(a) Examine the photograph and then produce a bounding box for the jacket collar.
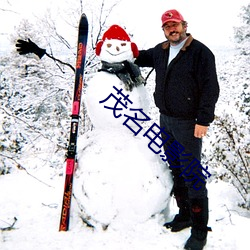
[162,33,193,50]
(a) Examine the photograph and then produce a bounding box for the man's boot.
[164,188,192,232]
[184,197,210,250]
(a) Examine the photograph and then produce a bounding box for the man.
[135,9,219,250]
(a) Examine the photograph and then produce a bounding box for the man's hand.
[16,38,46,59]
[194,124,208,138]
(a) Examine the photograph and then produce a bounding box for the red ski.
[59,13,88,231]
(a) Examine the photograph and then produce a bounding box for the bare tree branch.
[0,153,54,188]
[45,51,75,72]
[0,217,18,231]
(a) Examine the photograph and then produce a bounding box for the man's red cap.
[161,9,184,27]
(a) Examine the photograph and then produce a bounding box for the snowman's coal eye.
[121,43,126,46]
[107,44,112,48]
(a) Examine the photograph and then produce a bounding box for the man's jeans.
[160,114,208,199]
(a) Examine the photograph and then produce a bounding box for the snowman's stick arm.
[45,52,75,72]
[144,68,154,84]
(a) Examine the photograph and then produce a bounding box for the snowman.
[74,25,173,230]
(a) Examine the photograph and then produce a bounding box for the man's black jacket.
[135,35,220,126]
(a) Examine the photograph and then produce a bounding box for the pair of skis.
[59,14,88,231]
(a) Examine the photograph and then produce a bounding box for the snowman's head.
[96,25,139,63]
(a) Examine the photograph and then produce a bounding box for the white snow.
[75,129,172,228]
[85,72,150,130]
[1,171,250,250]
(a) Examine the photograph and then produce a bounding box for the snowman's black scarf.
[99,61,146,91]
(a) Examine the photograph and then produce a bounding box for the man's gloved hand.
[16,38,46,59]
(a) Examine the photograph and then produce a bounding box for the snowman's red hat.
[96,25,139,58]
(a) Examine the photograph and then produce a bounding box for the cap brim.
[162,19,182,27]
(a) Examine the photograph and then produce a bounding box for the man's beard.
[166,31,186,45]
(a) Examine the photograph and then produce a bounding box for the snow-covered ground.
[1,157,249,250]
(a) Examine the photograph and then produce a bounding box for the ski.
[59,13,88,231]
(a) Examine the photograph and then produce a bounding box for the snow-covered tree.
[234,4,250,56]
[0,0,121,175]
[204,3,250,209]
[0,19,73,175]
